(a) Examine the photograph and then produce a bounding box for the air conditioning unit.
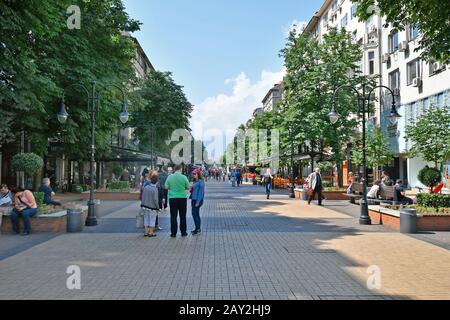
[432,62,444,72]
[398,41,408,52]
[412,78,422,87]
[382,53,390,63]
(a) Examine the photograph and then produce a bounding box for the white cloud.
[190,69,285,160]
[284,19,308,37]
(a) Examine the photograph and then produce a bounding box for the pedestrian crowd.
[138,164,206,238]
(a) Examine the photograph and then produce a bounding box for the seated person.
[0,184,13,213]
[394,179,414,205]
[367,180,381,199]
[38,178,61,206]
[11,188,38,235]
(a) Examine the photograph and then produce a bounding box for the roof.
[262,83,282,104]
[302,0,333,36]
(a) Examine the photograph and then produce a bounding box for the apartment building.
[262,83,283,112]
[302,0,450,188]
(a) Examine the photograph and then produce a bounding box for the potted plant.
[11,153,44,189]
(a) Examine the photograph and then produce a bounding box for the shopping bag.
[136,208,144,228]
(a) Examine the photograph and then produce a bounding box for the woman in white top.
[367,180,381,199]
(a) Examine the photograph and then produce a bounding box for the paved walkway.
[0,182,450,300]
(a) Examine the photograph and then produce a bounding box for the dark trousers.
[191,199,203,231]
[11,208,38,233]
[308,186,323,205]
[45,200,61,206]
[159,188,168,209]
[169,198,187,235]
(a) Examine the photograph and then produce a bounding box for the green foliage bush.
[12,153,44,175]
[108,181,130,192]
[33,192,45,207]
[112,165,124,179]
[417,193,450,208]
[322,180,332,188]
[418,167,442,188]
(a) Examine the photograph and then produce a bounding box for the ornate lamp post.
[288,127,296,198]
[328,83,400,225]
[57,81,129,226]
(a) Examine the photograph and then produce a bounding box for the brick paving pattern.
[0,181,449,300]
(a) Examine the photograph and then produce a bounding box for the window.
[332,0,337,11]
[341,13,348,28]
[388,31,399,53]
[408,24,420,41]
[407,59,421,84]
[323,11,329,26]
[389,69,400,90]
[437,93,444,107]
[351,3,358,19]
[368,51,375,75]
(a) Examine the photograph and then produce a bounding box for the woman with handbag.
[140,172,160,237]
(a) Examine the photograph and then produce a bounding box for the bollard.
[400,208,417,234]
[67,208,84,233]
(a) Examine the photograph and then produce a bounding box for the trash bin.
[67,208,84,233]
[400,208,417,234]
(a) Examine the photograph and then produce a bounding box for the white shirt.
[367,185,380,199]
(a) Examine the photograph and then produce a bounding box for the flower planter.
[82,191,140,201]
[0,207,88,234]
[368,206,450,232]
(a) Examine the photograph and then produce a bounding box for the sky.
[122,0,323,158]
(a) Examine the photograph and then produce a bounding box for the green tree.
[351,125,393,171]
[280,28,375,172]
[0,0,141,160]
[353,0,450,63]
[405,106,450,168]
[131,71,193,156]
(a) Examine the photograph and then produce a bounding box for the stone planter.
[368,206,450,232]
[82,191,140,201]
[0,207,88,234]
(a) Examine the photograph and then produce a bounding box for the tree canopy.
[405,106,450,168]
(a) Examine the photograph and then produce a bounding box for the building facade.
[262,83,283,112]
[303,0,450,188]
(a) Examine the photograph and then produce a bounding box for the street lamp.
[329,83,400,225]
[57,81,129,226]
[288,127,296,198]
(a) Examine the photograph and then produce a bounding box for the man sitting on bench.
[394,179,414,205]
[39,178,61,207]
[367,180,381,200]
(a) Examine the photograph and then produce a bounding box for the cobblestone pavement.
[0,181,449,300]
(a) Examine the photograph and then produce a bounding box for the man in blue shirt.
[38,178,61,206]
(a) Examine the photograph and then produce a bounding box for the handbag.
[136,208,145,229]
[307,187,314,196]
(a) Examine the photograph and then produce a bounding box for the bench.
[342,183,370,204]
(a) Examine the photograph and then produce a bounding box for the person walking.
[231,169,237,187]
[190,169,205,235]
[140,172,160,237]
[165,164,190,237]
[307,167,324,206]
[10,187,38,235]
[262,169,273,199]
[346,172,355,194]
